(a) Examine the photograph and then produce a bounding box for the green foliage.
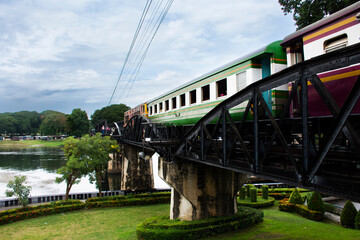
[136,206,263,240]
[39,111,67,135]
[0,111,41,135]
[341,201,358,228]
[246,184,254,198]
[66,108,89,137]
[289,188,304,204]
[90,104,130,127]
[355,210,360,229]
[239,187,246,200]
[307,192,324,213]
[250,188,257,202]
[5,176,31,207]
[262,185,269,200]
[278,198,324,221]
[86,192,170,203]
[278,0,358,29]
[55,137,90,200]
[238,196,275,209]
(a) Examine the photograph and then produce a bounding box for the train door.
[261,57,272,112]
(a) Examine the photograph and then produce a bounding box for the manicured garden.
[1,188,359,239]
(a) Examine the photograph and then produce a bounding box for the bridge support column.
[159,157,247,221]
[120,144,154,190]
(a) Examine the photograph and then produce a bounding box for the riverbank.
[0,140,63,148]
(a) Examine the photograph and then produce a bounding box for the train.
[124,2,360,126]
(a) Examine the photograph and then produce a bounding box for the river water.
[0,147,168,199]
[0,147,96,198]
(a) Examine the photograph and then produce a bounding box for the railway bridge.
[111,43,360,220]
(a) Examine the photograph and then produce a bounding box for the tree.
[91,104,130,128]
[0,115,17,135]
[39,111,67,135]
[55,137,89,200]
[85,133,119,197]
[278,0,358,29]
[67,108,90,137]
[5,176,32,207]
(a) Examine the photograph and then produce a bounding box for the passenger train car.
[124,2,360,126]
[282,2,360,117]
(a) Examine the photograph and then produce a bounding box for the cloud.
[0,0,295,115]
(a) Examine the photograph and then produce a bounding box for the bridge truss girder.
[116,43,360,202]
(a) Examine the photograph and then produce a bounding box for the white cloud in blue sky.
[0,0,296,116]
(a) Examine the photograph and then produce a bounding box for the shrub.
[288,188,303,205]
[261,185,269,200]
[136,206,263,240]
[239,187,246,200]
[238,197,275,208]
[355,210,360,230]
[246,184,254,198]
[341,201,358,228]
[307,192,324,213]
[250,188,257,202]
[5,176,31,207]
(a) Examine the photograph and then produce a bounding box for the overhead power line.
[108,0,174,106]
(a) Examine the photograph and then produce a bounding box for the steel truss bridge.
[113,43,360,202]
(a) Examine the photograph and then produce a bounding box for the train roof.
[281,2,360,47]
[148,40,284,104]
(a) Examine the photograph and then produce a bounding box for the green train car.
[144,40,287,126]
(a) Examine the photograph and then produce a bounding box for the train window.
[324,34,348,53]
[150,106,153,115]
[172,97,177,109]
[165,100,169,111]
[154,105,158,114]
[202,85,210,101]
[159,102,163,112]
[217,79,227,97]
[236,72,246,91]
[190,90,196,104]
[180,94,186,107]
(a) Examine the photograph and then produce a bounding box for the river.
[0,147,168,199]
[0,147,96,198]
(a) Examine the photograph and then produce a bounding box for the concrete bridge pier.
[120,144,154,190]
[159,157,247,221]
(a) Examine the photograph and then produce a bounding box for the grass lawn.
[0,140,63,148]
[205,202,360,240]
[0,204,169,240]
[0,202,359,240]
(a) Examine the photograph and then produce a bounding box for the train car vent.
[324,34,348,53]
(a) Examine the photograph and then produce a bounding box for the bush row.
[0,203,86,225]
[86,196,170,209]
[237,197,275,209]
[85,192,171,203]
[278,198,324,221]
[136,206,263,240]
[0,199,83,218]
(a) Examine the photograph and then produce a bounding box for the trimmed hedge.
[238,197,275,209]
[341,201,358,228]
[136,206,263,240]
[355,210,360,230]
[307,192,324,213]
[288,188,304,205]
[250,188,257,202]
[278,198,323,221]
[86,192,170,203]
[239,187,246,200]
[86,196,170,209]
[0,202,86,225]
[261,185,269,200]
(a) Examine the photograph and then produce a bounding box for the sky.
[0,0,296,117]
